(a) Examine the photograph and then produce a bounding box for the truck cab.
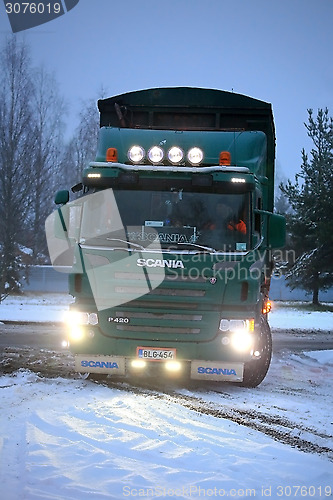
[46,87,285,387]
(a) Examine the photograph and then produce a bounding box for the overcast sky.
[1,0,332,182]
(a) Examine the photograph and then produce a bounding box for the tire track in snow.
[169,392,333,460]
[98,379,333,461]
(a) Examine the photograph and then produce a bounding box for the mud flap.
[75,355,126,375]
[190,361,244,382]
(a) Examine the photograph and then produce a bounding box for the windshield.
[113,189,250,253]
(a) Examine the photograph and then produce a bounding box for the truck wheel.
[240,316,272,388]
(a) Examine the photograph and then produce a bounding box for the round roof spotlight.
[148,146,164,164]
[128,145,145,164]
[167,146,184,164]
[187,147,203,166]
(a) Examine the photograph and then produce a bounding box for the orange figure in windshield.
[207,202,247,234]
[228,219,247,234]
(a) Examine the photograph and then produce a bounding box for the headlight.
[187,147,203,165]
[88,313,98,326]
[69,326,85,342]
[65,311,89,326]
[219,318,255,353]
[65,311,98,343]
[230,330,254,352]
[148,146,164,164]
[167,146,184,164]
[128,145,145,163]
[65,311,99,326]
[219,319,254,332]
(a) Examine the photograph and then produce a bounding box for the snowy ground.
[0,293,73,324]
[0,294,332,499]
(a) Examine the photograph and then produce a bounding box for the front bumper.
[74,354,244,382]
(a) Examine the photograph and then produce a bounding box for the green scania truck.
[46,87,285,387]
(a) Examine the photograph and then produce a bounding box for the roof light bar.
[148,146,164,164]
[128,145,145,163]
[187,147,203,166]
[167,146,184,164]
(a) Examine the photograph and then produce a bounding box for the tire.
[240,316,272,388]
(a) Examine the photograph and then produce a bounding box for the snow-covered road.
[0,363,332,500]
[0,294,332,499]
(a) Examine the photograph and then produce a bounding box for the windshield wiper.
[106,238,146,251]
[177,242,217,253]
[80,237,146,251]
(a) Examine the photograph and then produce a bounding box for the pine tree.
[280,108,333,304]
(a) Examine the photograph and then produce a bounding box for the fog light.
[131,359,147,369]
[165,361,181,372]
[221,336,230,345]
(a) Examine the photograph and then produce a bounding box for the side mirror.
[55,190,69,205]
[268,213,286,249]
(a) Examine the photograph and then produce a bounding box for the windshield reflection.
[114,190,250,253]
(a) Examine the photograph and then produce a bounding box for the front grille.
[98,260,220,341]
[114,272,207,296]
[116,311,202,321]
[115,325,200,334]
[115,272,206,283]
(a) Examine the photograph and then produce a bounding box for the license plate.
[136,347,176,361]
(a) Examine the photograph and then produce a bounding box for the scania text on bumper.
[75,355,126,374]
[190,360,244,382]
[75,355,244,382]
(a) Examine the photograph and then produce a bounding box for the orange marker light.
[219,151,231,166]
[248,319,255,332]
[106,148,118,162]
[262,299,272,315]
